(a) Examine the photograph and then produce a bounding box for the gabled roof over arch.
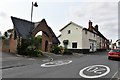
[32,19,60,44]
[11,16,60,44]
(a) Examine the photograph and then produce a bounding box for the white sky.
[0,0,119,42]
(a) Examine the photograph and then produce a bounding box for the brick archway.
[32,19,60,52]
[10,17,60,53]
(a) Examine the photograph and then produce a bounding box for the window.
[118,42,120,46]
[72,42,77,48]
[68,30,71,34]
[85,30,87,34]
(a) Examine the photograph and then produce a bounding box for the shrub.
[52,46,72,55]
[52,45,61,54]
[17,38,43,57]
[33,49,43,57]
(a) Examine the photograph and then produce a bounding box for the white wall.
[96,36,101,49]
[82,30,97,49]
[59,23,83,49]
[59,22,106,52]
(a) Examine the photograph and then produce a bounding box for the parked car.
[108,49,120,60]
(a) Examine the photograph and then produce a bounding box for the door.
[90,43,92,52]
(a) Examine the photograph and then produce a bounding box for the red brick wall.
[2,31,17,53]
[32,19,53,52]
[9,35,17,53]
[42,32,52,52]
[2,39,10,52]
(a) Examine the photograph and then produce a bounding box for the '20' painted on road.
[79,65,110,78]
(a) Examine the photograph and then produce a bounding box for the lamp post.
[31,2,38,22]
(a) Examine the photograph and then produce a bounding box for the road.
[2,51,120,79]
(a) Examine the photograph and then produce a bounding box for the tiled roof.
[48,26,60,44]
[83,27,107,40]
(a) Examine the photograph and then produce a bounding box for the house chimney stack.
[88,20,93,31]
[95,25,98,31]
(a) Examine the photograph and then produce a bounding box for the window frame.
[72,42,77,48]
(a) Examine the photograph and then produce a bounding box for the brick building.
[2,17,60,53]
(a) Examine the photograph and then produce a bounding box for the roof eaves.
[59,21,83,32]
[83,28,97,35]
[92,27,107,40]
[59,22,72,32]
[71,22,83,29]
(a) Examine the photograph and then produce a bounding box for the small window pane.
[72,42,77,48]
[68,30,71,34]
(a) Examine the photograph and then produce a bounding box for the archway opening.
[35,31,42,50]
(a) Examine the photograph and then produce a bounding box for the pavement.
[2,52,84,70]
[2,52,47,69]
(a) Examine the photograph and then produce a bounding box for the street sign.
[79,65,110,78]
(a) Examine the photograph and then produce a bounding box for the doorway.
[45,40,48,52]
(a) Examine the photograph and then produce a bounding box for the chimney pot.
[88,20,93,31]
[95,25,98,31]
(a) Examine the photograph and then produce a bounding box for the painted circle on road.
[79,65,110,78]
[41,60,72,67]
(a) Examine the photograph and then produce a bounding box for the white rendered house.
[58,20,108,53]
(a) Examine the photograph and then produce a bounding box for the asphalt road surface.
[2,51,120,79]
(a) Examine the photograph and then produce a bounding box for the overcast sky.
[0,0,119,42]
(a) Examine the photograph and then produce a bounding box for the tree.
[34,35,42,49]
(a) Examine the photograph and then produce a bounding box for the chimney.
[88,20,93,31]
[95,25,98,31]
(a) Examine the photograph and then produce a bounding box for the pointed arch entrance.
[32,19,60,52]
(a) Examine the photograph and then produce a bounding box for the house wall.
[82,30,97,52]
[96,36,101,49]
[59,23,83,49]
[59,21,108,53]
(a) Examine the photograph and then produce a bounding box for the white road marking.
[79,65,110,78]
[41,60,72,67]
[110,71,118,80]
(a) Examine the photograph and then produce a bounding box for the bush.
[33,49,43,57]
[52,46,72,55]
[17,38,43,57]
[25,46,43,57]
[52,45,61,54]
